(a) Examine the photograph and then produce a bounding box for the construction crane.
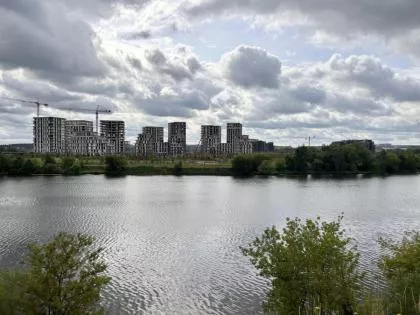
[56,105,111,134]
[2,97,48,117]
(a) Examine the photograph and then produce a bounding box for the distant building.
[100,120,125,154]
[240,138,253,154]
[124,141,135,154]
[217,142,232,156]
[135,126,165,157]
[227,123,242,154]
[201,125,221,155]
[331,139,375,152]
[168,122,186,156]
[250,139,275,153]
[33,117,66,154]
[65,120,110,156]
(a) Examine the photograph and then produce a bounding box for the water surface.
[0,175,419,314]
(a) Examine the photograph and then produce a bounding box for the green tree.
[242,216,362,315]
[173,160,183,176]
[61,157,75,171]
[0,233,110,315]
[21,159,37,175]
[0,155,12,174]
[231,154,265,177]
[105,156,127,175]
[0,271,28,314]
[379,232,420,315]
[25,232,110,315]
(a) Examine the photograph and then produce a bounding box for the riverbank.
[2,141,420,177]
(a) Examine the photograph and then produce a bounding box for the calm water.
[1,175,420,314]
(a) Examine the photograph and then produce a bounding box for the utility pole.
[308,136,316,147]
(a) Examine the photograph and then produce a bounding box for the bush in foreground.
[242,216,362,314]
[0,233,110,315]
[379,232,420,314]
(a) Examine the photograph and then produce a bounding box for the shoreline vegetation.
[0,142,419,177]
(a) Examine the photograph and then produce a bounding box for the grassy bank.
[1,143,420,177]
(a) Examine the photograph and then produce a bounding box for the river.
[1,175,420,314]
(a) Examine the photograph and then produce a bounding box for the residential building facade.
[100,120,125,154]
[33,117,66,154]
[227,123,242,154]
[168,122,186,156]
[201,125,221,155]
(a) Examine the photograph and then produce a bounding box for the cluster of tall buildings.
[33,117,274,156]
[135,122,186,157]
[33,117,125,155]
[135,122,274,157]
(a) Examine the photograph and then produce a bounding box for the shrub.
[242,216,362,314]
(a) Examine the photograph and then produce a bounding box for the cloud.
[0,0,106,82]
[121,30,152,40]
[145,48,202,82]
[325,54,420,102]
[221,45,281,89]
[186,0,420,59]
[136,89,210,117]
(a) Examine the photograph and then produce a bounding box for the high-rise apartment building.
[100,120,125,154]
[135,126,166,157]
[143,127,164,143]
[226,123,242,154]
[65,120,110,156]
[33,117,66,154]
[168,122,186,156]
[201,125,221,154]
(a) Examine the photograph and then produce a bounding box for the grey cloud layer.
[187,0,420,59]
[1,0,420,144]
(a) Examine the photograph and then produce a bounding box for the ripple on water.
[1,175,420,314]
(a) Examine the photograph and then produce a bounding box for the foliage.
[105,156,127,175]
[0,271,28,314]
[231,154,266,176]
[379,232,420,315]
[61,157,82,175]
[173,161,183,176]
[0,233,111,315]
[242,216,362,315]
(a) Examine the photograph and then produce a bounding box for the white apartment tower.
[168,122,186,156]
[33,117,66,154]
[100,120,125,154]
[201,125,221,154]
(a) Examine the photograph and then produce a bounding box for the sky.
[1,0,420,146]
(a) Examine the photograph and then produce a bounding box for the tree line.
[0,155,83,176]
[232,143,420,176]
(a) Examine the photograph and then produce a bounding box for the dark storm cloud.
[221,46,281,89]
[1,73,81,102]
[0,0,105,81]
